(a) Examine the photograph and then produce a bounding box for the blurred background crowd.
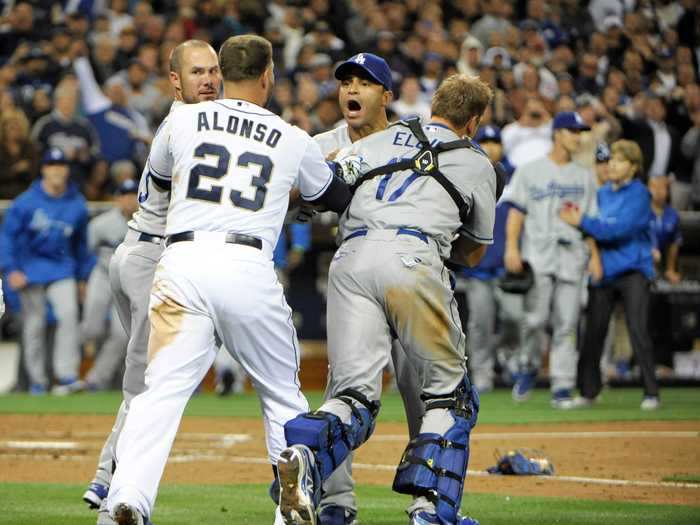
[0,0,699,395]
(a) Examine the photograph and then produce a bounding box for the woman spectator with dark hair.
[0,108,38,199]
[560,139,660,410]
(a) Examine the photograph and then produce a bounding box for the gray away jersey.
[505,155,598,281]
[336,123,497,260]
[314,123,352,155]
[89,207,129,270]
[128,101,182,236]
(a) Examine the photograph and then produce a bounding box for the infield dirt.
[1,415,698,506]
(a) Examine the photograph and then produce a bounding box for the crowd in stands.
[0,0,698,396]
[0,0,698,205]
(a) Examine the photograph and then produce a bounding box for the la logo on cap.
[354,53,366,65]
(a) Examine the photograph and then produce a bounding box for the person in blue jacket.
[0,147,95,395]
[460,124,520,392]
[559,139,660,410]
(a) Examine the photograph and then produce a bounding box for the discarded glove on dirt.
[487,449,554,475]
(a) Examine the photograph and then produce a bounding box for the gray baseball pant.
[20,278,80,385]
[464,278,522,391]
[82,263,128,388]
[319,231,466,515]
[321,339,424,513]
[520,272,582,392]
[91,230,162,486]
[323,230,465,508]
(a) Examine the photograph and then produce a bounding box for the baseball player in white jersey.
[504,111,600,409]
[105,35,352,525]
[83,40,222,520]
[279,75,498,525]
[312,53,425,525]
[80,180,138,391]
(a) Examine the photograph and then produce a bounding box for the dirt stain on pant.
[147,281,185,364]
[384,275,456,363]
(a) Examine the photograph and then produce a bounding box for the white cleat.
[277,445,318,525]
[640,396,660,411]
[112,503,146,525]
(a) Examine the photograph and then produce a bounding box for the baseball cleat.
[112,503,152,525]
[511,371,536,402]
[83,482,109,509]
[277,445,319,525]
[318,504,358,525]
[640,396,660,411]
[550,389,575,409]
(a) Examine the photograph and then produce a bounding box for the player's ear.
[170,71,182,95]
[382,88,393,107]
[465,115,480,138]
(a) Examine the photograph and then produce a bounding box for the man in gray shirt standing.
[504,112,601,409]
[278,74,497,525]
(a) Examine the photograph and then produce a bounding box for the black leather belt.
[137,232,164,245]
[165,231,262,250]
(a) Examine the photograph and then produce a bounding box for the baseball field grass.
[1,388,699,524]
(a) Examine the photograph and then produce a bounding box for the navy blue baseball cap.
[334,53,393,91]
[475,125,502,143]
[116,178,139,195]
[42,147,69,165]
[595,142,611,163]
[552,111,590,131]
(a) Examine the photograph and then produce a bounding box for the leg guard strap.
[393,377,479,524]
[284,389,381,481]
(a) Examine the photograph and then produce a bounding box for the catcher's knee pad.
[284,389,380,480]
[393,377,480,524]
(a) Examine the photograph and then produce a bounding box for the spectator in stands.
[90,33,119,84]
[618,93,682,187]
[470,0,513,47]
[456,34,483,77]
[501,97,552,167]
[0,148,94,396]
[681,105,700,210]
[30,76,102,193]
[0,107,37,199]
[391,75,431,123]
[71,42,151,193]
[560,139,660,410]
[649,176,683,283]
[0,1,41,62]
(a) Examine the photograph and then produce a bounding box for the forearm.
[585,237,599,260]
[666,243,680,273]
[449,236,487,268]
[73,57,110,114]
[505,208,524,252]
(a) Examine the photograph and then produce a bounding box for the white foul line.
[0,440,81,450]
[373,430,700,441]
[2,450,697,491]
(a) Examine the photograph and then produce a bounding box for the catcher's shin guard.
[284,389,380,480]
[393,377,480,524]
